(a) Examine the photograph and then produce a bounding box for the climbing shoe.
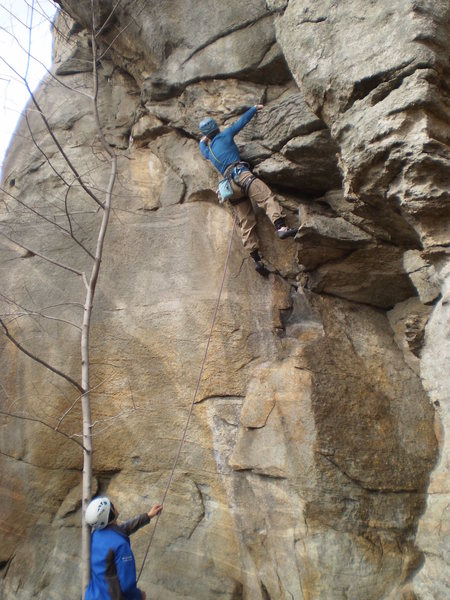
[254,260,270,277]
[274,218,298,239]
[250,250,269,277]
[277,226,298,239]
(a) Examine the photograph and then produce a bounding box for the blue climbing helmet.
[199,117,219,137]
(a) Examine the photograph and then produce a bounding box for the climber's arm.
[199,137,211,159]
[227,105,262,137]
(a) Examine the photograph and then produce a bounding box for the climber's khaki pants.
[229,171,285,253]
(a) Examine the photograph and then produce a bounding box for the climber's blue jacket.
[84,513,150,600]
[199,106,257,174]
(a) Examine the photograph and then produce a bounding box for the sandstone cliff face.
[0,1,448,599]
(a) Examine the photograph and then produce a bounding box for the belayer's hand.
[200,135,209,143]
[148,503,163,519]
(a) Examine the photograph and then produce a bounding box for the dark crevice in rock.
[96,468,122,493]
[195,394,245,405]
[186,482,206,540]
[305,287,416,313]
[413,34,449,54]
[257,43,293,85]
[21,249,36,259]
[269,181,332,200]
[266,2,289,17]
[233,467,287,480]
[260,581,272,600]
[230,580,244,599]
[342,60,415,113]
[182,13,275,65]
[0,553,15,578]
[300,17,327,24]
[137,206,159,212]
[142,78,185,102]
[404,314,430,357]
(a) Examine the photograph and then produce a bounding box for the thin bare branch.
[25,112,70,186]
[42,301,84,310]
[0,55,104,208]
[0,292,82,331]
[78,407,138,435]
[24,0,35,81]
[55,372,118,429]
[1,309,81,330]
[0,293,82,312]
[0,408,86,450]
[2,0,55,30]
[0,231,87,277]
[95,0,121,38]
[0,185,96,259]
[22,0,88,240]
[19,113,98,247]
[0,3,93,99]
[97,2,146,62]
[64,181,75,235]
[0,317,84,393]
[55,393,81,429]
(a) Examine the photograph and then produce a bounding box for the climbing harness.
[224,162,256,197]
[137,215,237,582]
[235,171,256,196]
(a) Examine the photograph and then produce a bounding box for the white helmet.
[85,497,112,530]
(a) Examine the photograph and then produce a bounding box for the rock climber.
[199,104,297,275]
[84,496,163,600]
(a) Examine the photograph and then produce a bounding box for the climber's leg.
[239,173,297,239]
[240,174,283,223]
[230,197,259,253]
[228,198,269,276]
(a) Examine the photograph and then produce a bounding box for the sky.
[0,0,57,171]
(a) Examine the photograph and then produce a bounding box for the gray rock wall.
[0,1,448,598]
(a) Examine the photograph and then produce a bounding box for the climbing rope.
[137,215,237,581]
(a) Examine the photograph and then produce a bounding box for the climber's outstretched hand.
[148,503,163,519]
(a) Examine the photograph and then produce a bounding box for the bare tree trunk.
[80,4,118,590]
[80,149,117,591]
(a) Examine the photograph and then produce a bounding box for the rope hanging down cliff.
[137,215,237,581]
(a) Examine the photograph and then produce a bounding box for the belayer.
[84,496,163,600]
[199,104,297,275]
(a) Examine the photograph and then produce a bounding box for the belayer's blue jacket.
[84,513,150,600]
[199,106,257,174]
